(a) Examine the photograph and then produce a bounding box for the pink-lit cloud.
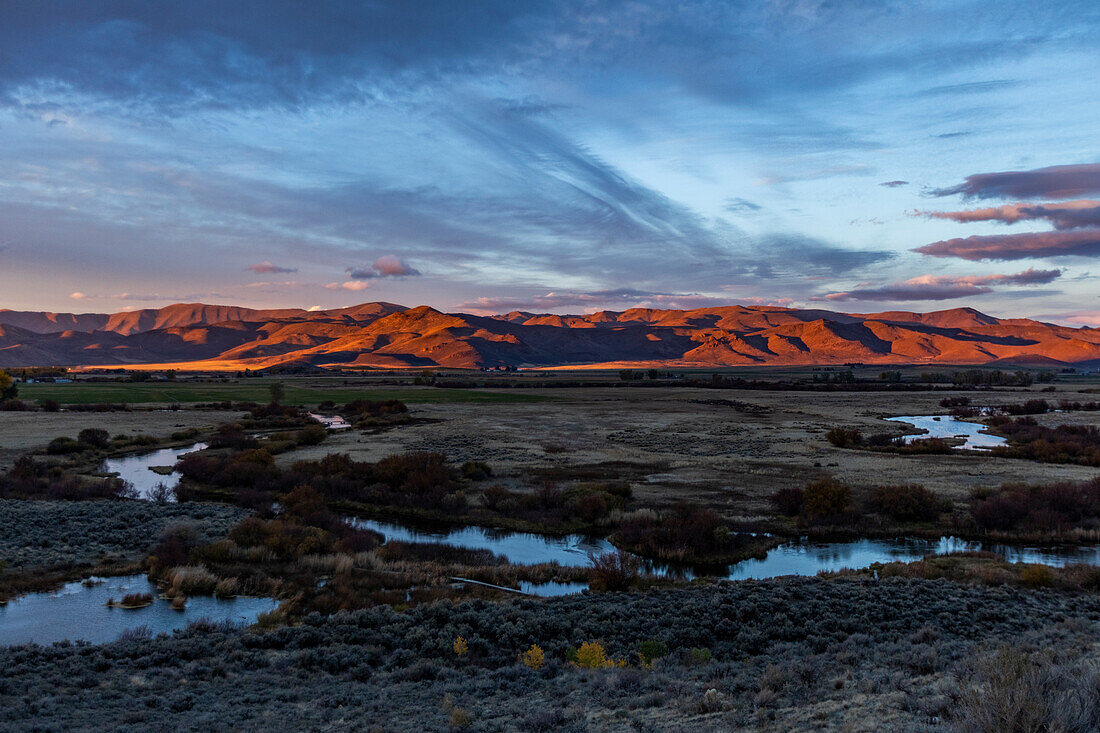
[346,255,421,279]
[326,281,372,291]
[820,268,1061,301]
[918,200,1100,230]
[914,229,1100,260]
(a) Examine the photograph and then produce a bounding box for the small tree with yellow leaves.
[570,641,624,669]
[519,644,545,670]
[453,636,469,657]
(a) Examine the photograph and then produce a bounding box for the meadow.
[17,380,552,406]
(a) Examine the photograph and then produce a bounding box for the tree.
[269,381,285,405]
[0,370,15,400]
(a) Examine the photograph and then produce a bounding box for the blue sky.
[1,0,1099,323]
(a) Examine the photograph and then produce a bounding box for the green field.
[18,381,552,405]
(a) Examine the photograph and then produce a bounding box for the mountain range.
[1,302,1099,370]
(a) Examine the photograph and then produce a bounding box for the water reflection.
[0,574,279,646]
[885,415,1006,450]
[353,517,1100,594]
[100,443,206,500]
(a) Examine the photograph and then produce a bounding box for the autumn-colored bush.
[519,644,545,670]
[802,477,852,522]
[868,484,949,522]
[570,641,622,669]
[970,478,1100,533]
[825,428,862,448]
[588,550,640,592]
[771,487,804,516]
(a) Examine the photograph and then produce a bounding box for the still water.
[100,442,206,500]
[0,575,279,646]
[354,517,1100,590]
[885,415,1007,450]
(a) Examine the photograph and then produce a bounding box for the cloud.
[932,163,1100,200]
[307,305,323,312]
[821,268,1062,301]
[347,255,421,279]
[66,290,231,303]
[1050,311,1100,327]
[247,261,297,274]
[245,280,299,288]
[723,197,761,213]
[456,287,733,314]
[879,180,908,188]
[918,200,1100,230]
[326,281,371,291]
[753,234,895,276]
[914,229,1100,261]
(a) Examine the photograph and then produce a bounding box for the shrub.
[802,477,852,521]
[868,484,948,522]
[588,550,640,592]
[612,502,738,562]
[46,437,85,455]
[214,577,239,598]
[449,707,473,729]
[296,424,327,446]
[571,641,619,669]
[771,487,804,516]
[167,565,218,596]
[149,523,199,571]
[637,640,669,667]
[119,592,153,608]
[254,609,284,630]
[519,644,545,670]
[77,428,110,449]
[969,478,1100,533]
[1020,564,1053,588]
[825,428,862,448]
[460,461,492,481]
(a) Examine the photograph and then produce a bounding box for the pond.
[0,575,279,646]
[885,415,1007,450]
[353,517,1100,593]
[100,442,206,500]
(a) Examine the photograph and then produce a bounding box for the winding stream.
[353,517,1100,592]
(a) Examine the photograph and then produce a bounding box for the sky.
[1,1,1099,324]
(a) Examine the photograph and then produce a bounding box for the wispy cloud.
[820,268,1061,301]
[456,288,732,314]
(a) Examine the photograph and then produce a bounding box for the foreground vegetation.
[2,578,1099,731]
